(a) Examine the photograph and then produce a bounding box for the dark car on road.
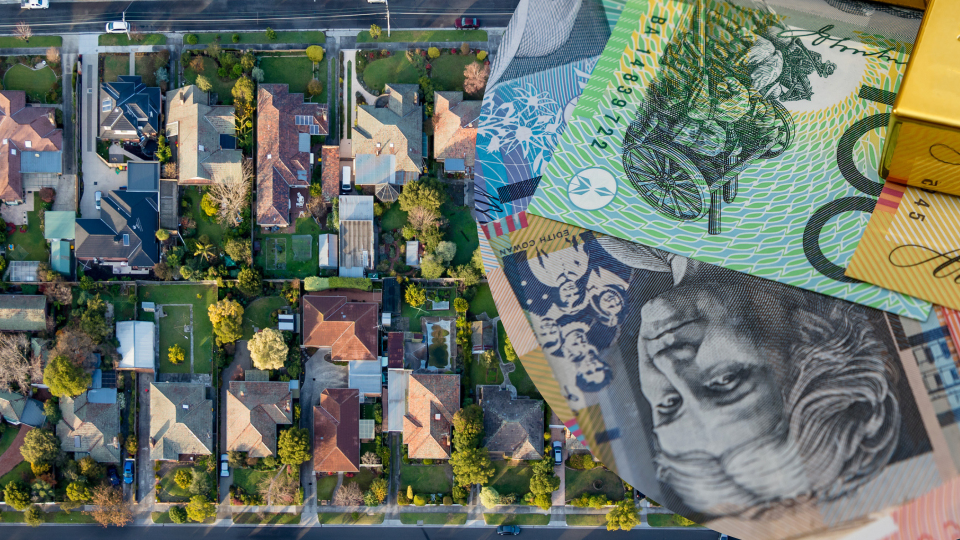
[497,525,520,536]
[107,466,121,486]
[455,17,479,30]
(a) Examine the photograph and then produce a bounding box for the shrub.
[231,33,240,43]
[306,45,324,62]
[477,50,487,61]
[185,34,198,45]
[422,458,434,465]
[231,64,243,78]
[265,27,277,40]
[169,505,187,523]
[427,47,440,59]
[174,468,192,490]
[24,505,43,527]
[460,42,470,55]
[413,494,426,506]
[195,74,212,92]
[443,495,453,506]
[397,492,409,505]
[307,78,323,97]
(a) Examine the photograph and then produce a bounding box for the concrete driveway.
[300,352,348,523]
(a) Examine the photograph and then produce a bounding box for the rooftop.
[313,388,360,473]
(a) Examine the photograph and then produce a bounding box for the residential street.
[0,0,520,34]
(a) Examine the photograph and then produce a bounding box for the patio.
[0,194,34,226]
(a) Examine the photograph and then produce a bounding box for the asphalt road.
[0,0,518,34]
[0,525,722,540]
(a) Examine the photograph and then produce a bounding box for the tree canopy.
[452,404,484,450]
[186,495,216,523]
[20,428,61,465]
[450,446,494,487]
[405,284,426,309]
[43,355,91,398]
[208,299,244,344]
[248,328,287,370]
[606,500,641,531]
[85,484,132,527]
[3,481,30,510]
[306,45,325,62]
[277,427,311,466]
[237,267,262,296]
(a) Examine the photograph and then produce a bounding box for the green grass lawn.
[6,193,48,262]
[196,31,325,45]
[2,64,58,104]
[483,513,550,525]
[98,287,138,323]
[99,34,167,46]
[183,55,238,105]
[0,428,19,457]
[101,53,129,83]
[356,30,487,43]
[567,514,608,526]
[399,513,467,525]
[134,53,166,88]
[349,468,379,493]
[445,206,478,267]
[380,201,408,231]
[255,217,322,279]
[399,463,453,495]
[362,54,421,94]
[152,510,215,524]
[260,55,327,104]
[182,187,225,246]
[0,36,62,48]
[233,468,277,497]
[139,284,217,374]
[489,461,533,497]
[564,467,625,503]
[316,475,338,501]
[0,460,32,491]
[158,305,192,374]
[318,512,384,524]
[234,512,301,524]
[241,296,289,339]
[430,54,480,93]
[510,355,541,399]
[0,511,96,524]
[468,348,503,387]
[647,514,703,527]
[157,465,194,502]
[468,284,496,319]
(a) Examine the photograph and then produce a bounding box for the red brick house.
[256,84,328,228]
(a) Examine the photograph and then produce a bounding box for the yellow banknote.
[847,181,960,313]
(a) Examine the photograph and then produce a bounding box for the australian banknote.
[482,210,959,540]
[524,0,931,318]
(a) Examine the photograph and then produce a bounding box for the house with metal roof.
[0,391,46,427]
[165,85,244,185]
[338,195,374,277]
[313,388,360,474]
[75,190,159,273]
[0,295,46,332]
[256,84,329,228]
[348,360,382,397]
[226,378,293,458]
[116,321,155,371]
[0,91,62,204]
[478,385,544,460]
[353,84,422,184]
[127,161,159,192]
[44,211,76,241]
[318,233,338,269]
[99,75,162,144]
[57,390,121,463]
[149,382,214,461]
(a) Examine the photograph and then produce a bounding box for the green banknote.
[526,0,930,319]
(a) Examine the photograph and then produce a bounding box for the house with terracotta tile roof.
[256,84,329,228]
[353,84,422,184]
[149,382,214,461]
[57,390,122,463]
[478,385,544,460]
[402,373,460,459]
[301,294,378,361]
[0,91,62,204]
[319,145,340,203]
[165,85,243,185]
[313,388,360,473]
[432,91,480,174]
[226,379,293,457]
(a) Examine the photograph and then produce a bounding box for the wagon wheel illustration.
[758,100,794,159]
[623,142,709,221]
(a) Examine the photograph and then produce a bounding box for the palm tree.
[194,242,216,263]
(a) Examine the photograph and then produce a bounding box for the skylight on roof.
[295,115,310,126]
[123,234,129,246]
[309,124,321,135]
[102,99,112,113]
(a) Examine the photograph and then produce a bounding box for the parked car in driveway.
[107,466,121,486]
[123,459,134,484]
[497,525,520,536]
[105,21,130,34]
[21,0,49,9]
[455,17,479,30]
[552,441,563,465]
[220,453,229,477]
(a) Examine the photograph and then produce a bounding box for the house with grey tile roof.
[226,379,292,458]
[478,385,544,460]
[149,382,214,461]
[165,85,244,185]
[0,391,45,427]
[0,295,46,332]
[99,76,161,143]
[353,84,422,184]
[57,391,121,463]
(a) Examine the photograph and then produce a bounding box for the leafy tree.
[434,241,456,263]
[232,76,256,105]
[237,267,262,296]
[529,457,560,510]
[606,500,641,531]
[251,66,264,82]
[452,404,484,450]
[450,447,494,487]
[195,74,213,92]
[224,238,252,266]
[448,264,480,287]
[333,481,363,506]
[4,481,31,510]
[168,344,186,365]
[80,295,108,343]
[463,62,491,97]
[24,504,43,527]
[480,486,503,509]
[31,479,55,502]
[189,468,211,495]
[200,192,219,217]
[85,484,132,527]
[248,327,287,370]
[369,477,388,504]
[471,246,484,272]
[20,429,61,465]
[186,495,216,523]
[427,47,440,59]
[454,297,469,314]
[369,24,382,39]
[418,76,438,106]
[43,397,61,424]
[420,253,445,279]
[79,456,105,481]
[306,45,324,62]
[156,134,172,163]
[277,427,311,466]
[307,78,323,97]
[405,284,426,309]
[156,229,171,241]
[398,178,446,219]
[169,505,187,524]
[66,481,91,502]
[503,335,518,363]
[174,468,192,490]
[208,299,244,344]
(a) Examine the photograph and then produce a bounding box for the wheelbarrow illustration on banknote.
[621,0,836,234]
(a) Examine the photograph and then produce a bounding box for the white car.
[105,21,130,34]
[220,453,229,477]
[21,0,49,9]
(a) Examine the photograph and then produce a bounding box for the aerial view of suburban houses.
[0,4,663,536]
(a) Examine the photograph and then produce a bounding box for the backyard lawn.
[468,283,496,319]
[101,53,129,83]
[0,36,61,48]
[234,512,301,524]
[361,54,421,94]
[260,55,328,104]
[196,31,325,45]
[316,474,338,501]
[401,286,457,333]
[399,463,453,495]
[430,54,480,95]
[183,56,237,105]
[182,188,225,246]
[158,305,192,374]
[380,201,408,232]
[7,193,49,262]
[255,217,322,279]
[99,34,167,46]
[510,355,541,399]
[233,468,276,497]
[318,512,384,524]
[0,428,18,456]
[139,284,217,374]
[0,459,31,491]
[241,296,289,339]
[400,513,467,525]
[2,64,58,103]
[564,467,625,502]
[469,342,503,387]
[356,30,487,43]
[445,206,478,267]
[483,513,550,525]
[489,461,533,498]
[157,465,195,502]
